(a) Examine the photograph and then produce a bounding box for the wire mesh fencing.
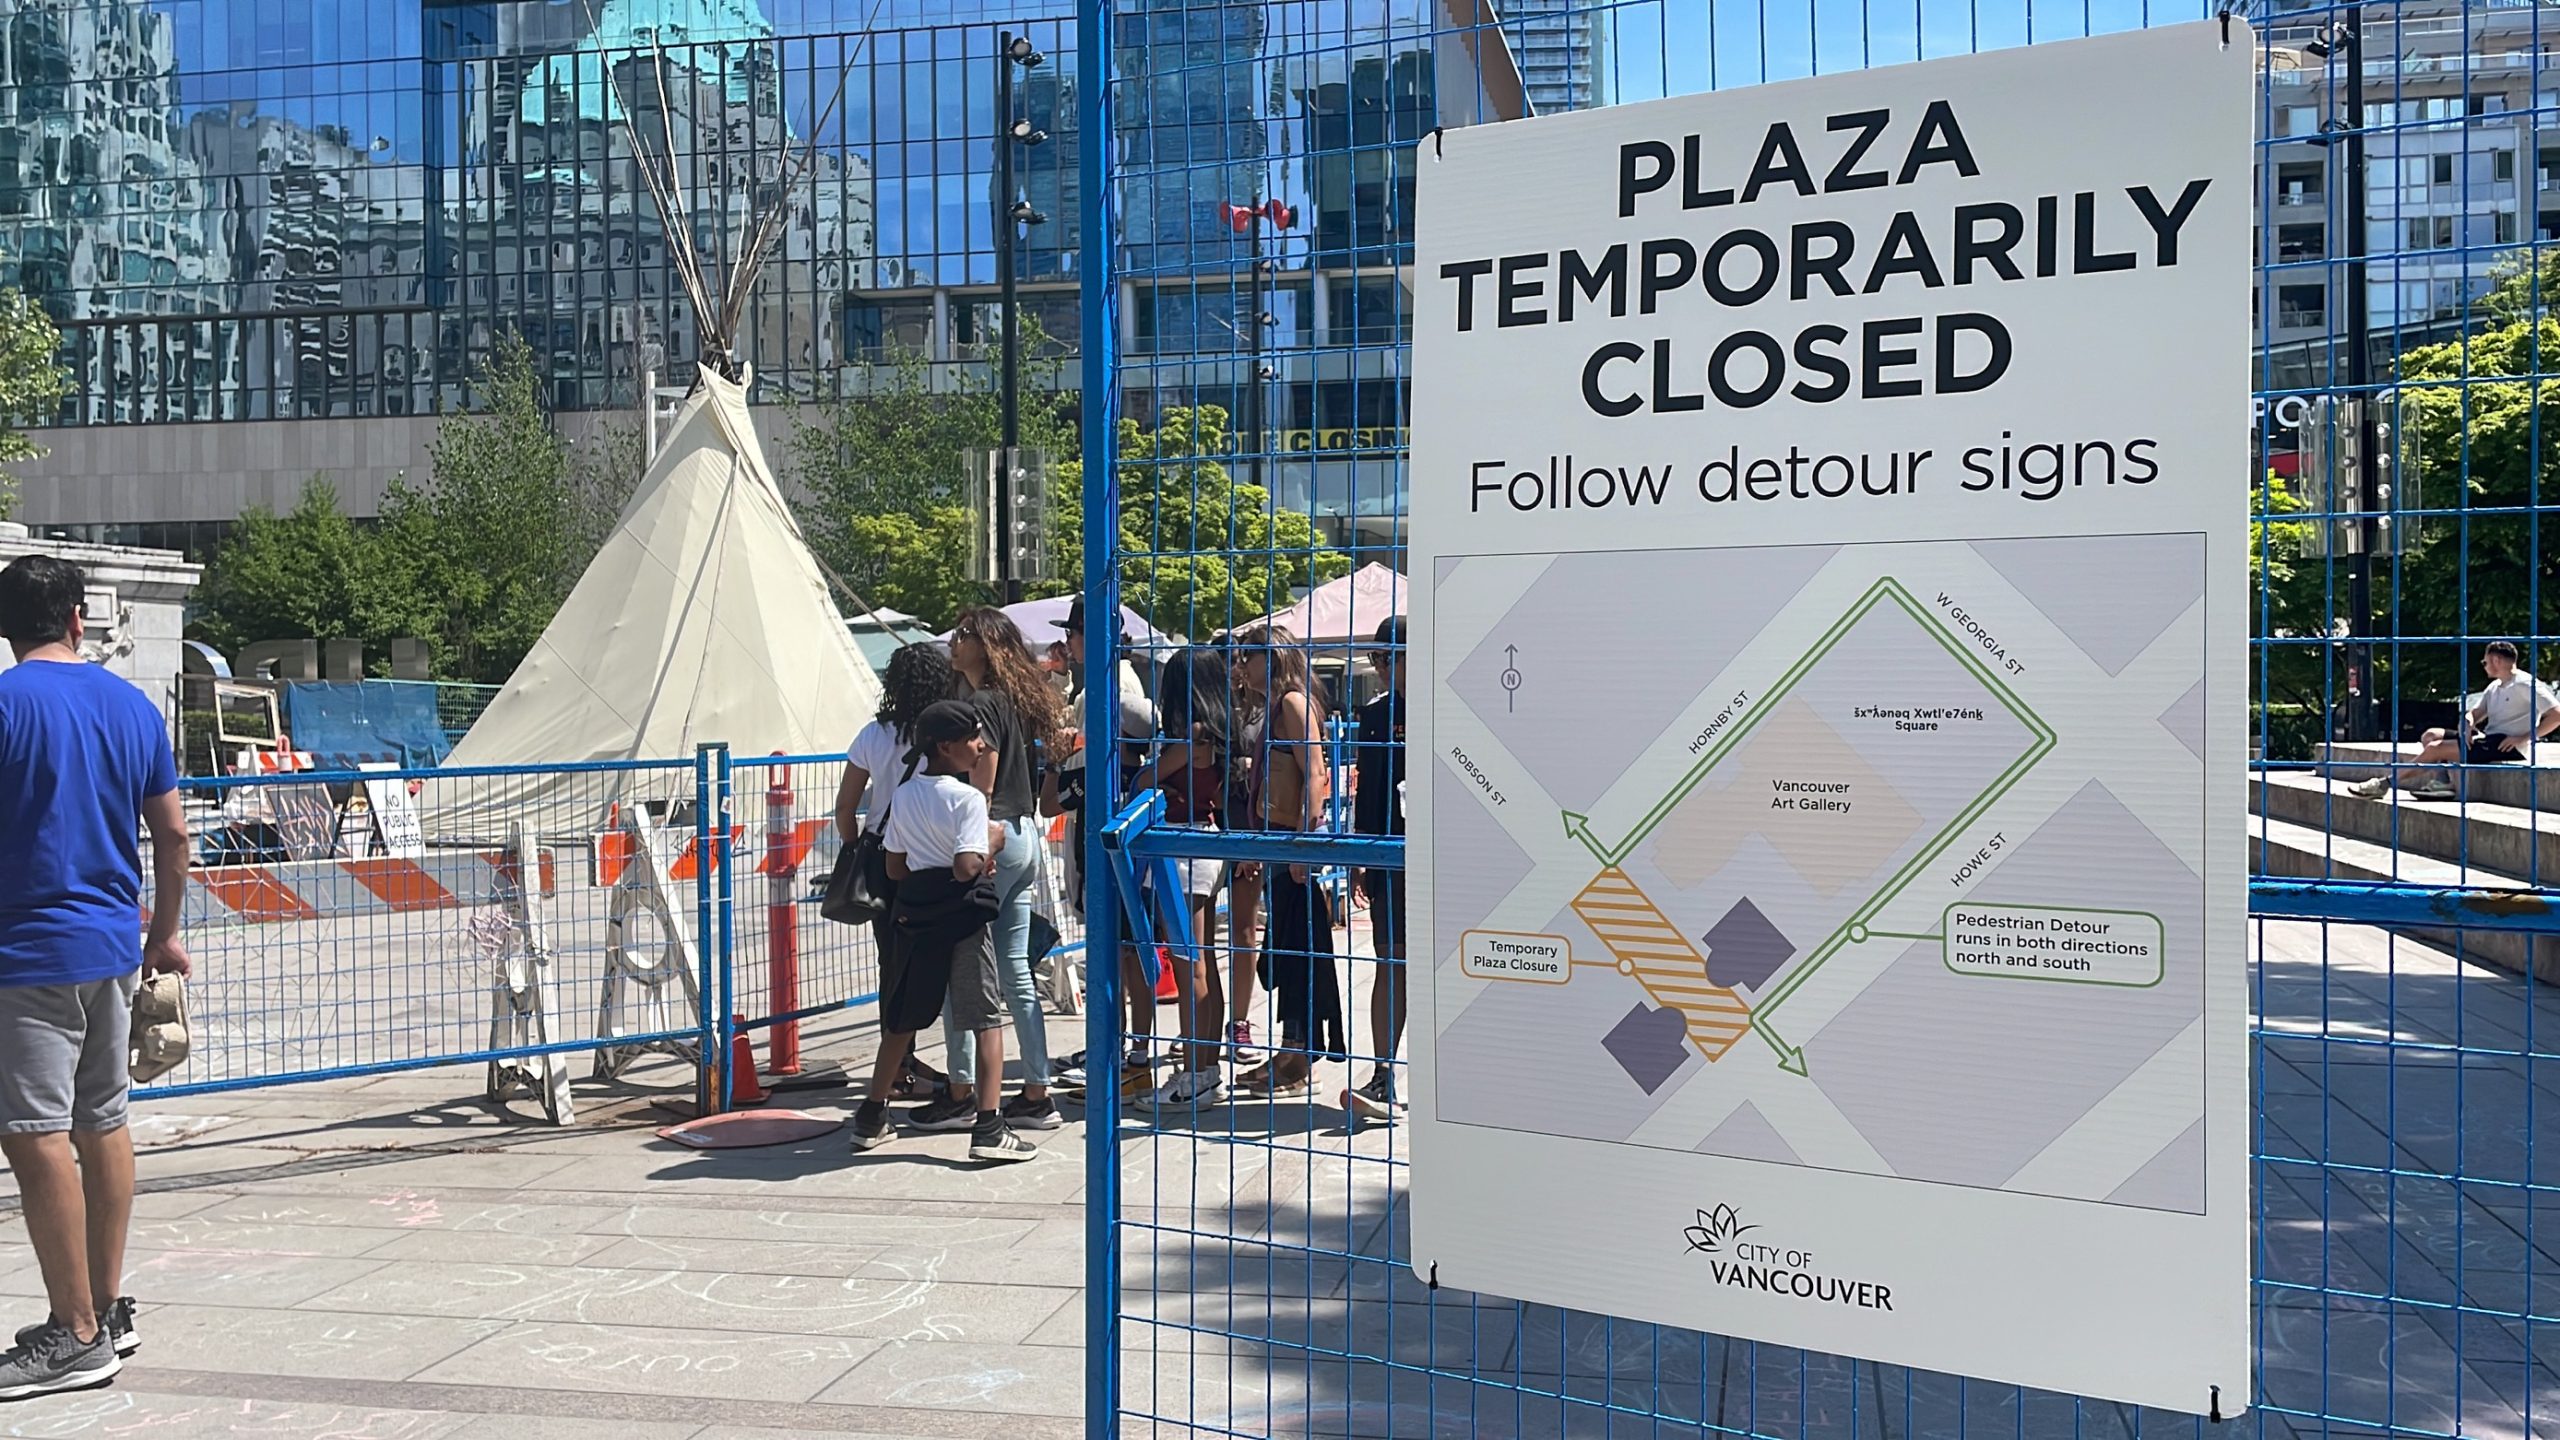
[1071,0,2560,1434]
[139,742,1094,1118]
[145,756,717,1113]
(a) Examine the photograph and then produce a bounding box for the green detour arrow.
[1558,577,2056,1078]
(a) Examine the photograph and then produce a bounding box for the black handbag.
[822,750,920,926]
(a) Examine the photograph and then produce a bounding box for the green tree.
[787,319,1077,625]
[1054,404,1349,639]
[0,289,70,520]
[2380,316,2560,703]
[2250,471,2333,756]
[2247,250,2560,748]
[378,332,641,681]
[189,479,430,662]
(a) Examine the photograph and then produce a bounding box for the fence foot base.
[485,824,575,1127]
[595,812,708,1084]
[486,1054,574,1126]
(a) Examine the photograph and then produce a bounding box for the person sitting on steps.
[2352,641,2560,801]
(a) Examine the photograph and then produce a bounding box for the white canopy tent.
[436,369,882,836]
[1243,563,1407,648]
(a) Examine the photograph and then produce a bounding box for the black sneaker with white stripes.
[905,1095,979,1132]
[969,1119,1038,1163]
[1002,1094,1064,1130]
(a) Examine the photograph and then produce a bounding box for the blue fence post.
[1077,0,1123,1423]
[693,743,719,1116]
[713,742,737,1110]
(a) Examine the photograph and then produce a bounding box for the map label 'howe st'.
[1405,23,2250,1416]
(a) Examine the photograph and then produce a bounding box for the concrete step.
[2253,772,2560,883]
[2249,814,2560,982]
[2319,742,2560,812]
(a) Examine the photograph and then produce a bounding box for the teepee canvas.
[437,368,882,835]
[431,6,891,837]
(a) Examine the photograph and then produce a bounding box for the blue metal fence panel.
[1082,0,2560,1434]
[145,753,721,1109]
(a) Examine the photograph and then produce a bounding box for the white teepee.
[437,368,882,835]
[433,7,889,837]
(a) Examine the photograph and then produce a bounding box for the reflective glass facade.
[2,0,1529,546]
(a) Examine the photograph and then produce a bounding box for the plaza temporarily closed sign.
[1405,23,2252,1414]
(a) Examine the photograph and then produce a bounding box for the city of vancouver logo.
[1681,1202,1897,1311]
[1684,1204,1755,1255]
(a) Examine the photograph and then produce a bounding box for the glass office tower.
[0,0,1528,552]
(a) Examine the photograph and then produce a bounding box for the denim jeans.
[945,817,1049,1089]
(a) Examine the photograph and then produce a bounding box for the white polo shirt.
[2478,672,2560,738]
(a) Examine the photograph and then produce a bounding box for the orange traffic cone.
[724,1017,769,1106]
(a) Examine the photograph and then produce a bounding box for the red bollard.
[765,755,801,1075]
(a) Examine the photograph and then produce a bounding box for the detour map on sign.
[1428,534,2207,1213]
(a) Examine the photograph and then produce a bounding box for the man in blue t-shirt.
[0,556,189,1401]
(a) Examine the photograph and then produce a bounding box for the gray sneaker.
[2348,776,2393,799]
[14,1299,135,1358]
[0,1318,120,1401]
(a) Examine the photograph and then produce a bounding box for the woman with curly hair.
[834,642,959,1100]
[907,606,1069,1133]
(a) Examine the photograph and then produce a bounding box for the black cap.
[915,699,984,748]
[1063,596,1124,641]
[1372,614,1405,652]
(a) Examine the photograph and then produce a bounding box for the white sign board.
[1407,24,2251,1415]
[359,764,426,859]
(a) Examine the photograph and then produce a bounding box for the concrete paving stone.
[1115,1296,1510,1374]
[70,1144,567,1201]
[0,1246,390,1310]
[179,1191,628,1237]
[0,1388,476,1438]
[362,1227,626,1267]
[575,1236,893,1277]
[2256,1286,2498,1435]
[122,1302,507,1381]
[574,1230,1088,1292]
[589,1209,1037,1248]
[301,1257,1078,1344]
[855,1236,1091,1290]
[274,1150,590,1193]
[127,1188,243,1221]
[411,1319,879,1403]
[439,1418,704,1440]
[561,1144,1089,1206]
[817,1337,1090,1418]
[119,1216,419,1258]
[687,1428,953,1440]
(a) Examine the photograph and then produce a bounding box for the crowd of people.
[830,597,1411,1160]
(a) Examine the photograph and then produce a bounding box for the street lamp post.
[2312,12,2381,742]
[1222,198,1295,508]
[995,32,1047,602]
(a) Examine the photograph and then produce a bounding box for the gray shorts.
[945,926,1007,1035]
[0,973,138,1135]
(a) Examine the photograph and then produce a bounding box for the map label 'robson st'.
[1406,20,2251,1421]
